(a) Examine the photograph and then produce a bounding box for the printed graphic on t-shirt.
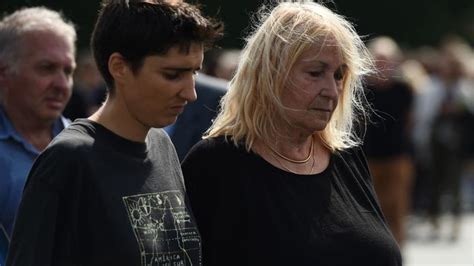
[123,191,201,265]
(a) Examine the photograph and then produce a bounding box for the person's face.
[120,43,202,128]
[281,42,346,133]
[0,31,75,122]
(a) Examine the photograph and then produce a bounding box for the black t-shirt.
[363,81,414,158]
[7,119,201,266]
[182,136,402,266]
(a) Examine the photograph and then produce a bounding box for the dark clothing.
[169,74,227,161]
[63,85,107,121]
[7,119,201,266]
[428,100,471,218]
[363,81,413,158]
[362,81,415,245]
[182,136,402,266]
[62,88,89,121]
[430,131,463,218]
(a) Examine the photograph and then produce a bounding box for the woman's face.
[281,43,346,134]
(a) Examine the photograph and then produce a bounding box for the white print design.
[123,191,201,265]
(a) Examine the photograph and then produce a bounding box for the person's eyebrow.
[312,61,348,70]
[316,61,328,68]
[301,59,327,67]
[162,66,202,72]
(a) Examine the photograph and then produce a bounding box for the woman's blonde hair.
[206,0,374,151]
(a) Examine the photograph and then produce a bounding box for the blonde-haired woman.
[182,1,401,265]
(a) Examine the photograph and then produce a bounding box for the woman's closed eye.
[308,70,324,78]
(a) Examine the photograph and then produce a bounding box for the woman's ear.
[108,52,129,83]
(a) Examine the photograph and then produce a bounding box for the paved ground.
[403,213,474,266]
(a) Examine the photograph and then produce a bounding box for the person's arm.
[5,181,59,266]
[181,139,219,240]
[6,142,76,266]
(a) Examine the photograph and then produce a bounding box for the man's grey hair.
[0,7,77,73]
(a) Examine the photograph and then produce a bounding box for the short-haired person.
[6,0,222,265]
[168,73,228,161]
[181,1,402,265]
[163,0,228,162]
[0,6,76,254]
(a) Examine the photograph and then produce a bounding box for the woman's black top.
[182,136,402,266]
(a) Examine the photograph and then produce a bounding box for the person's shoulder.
[147,127,180,159]
[333,145,369,169]
[148,127,168,137]
[196,135,235,149]
[183,135,236,160]
[148,127,173,146]
[335,145,365,160]
[28,120,100,185]
[47,119,96,154]
[334,145,371,177]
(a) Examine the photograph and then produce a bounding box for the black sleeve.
[352,146,372,183]
[351,146,387,220]
[181,139,219,244]
[5,182,59,266]
[6,144,77,266]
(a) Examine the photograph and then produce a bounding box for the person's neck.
[253,132,331,175]
[255,124,314,161]
[4,106,55,151]
[88,95,149,143]
[273,120,315,149]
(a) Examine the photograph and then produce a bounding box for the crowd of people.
[0,0,473,265]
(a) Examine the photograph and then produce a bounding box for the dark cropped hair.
[91,0,223,91]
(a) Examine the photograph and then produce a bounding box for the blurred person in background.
[6,0,222,264]
[401,47,441,215]
[461,48,474,213]
[201,48,240,81]
[363,36,415,247]
[63,49,106,120]
[182,1,401,265]
[0,7,76,261]
[213,48,240,81]
[426,38,474,240]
